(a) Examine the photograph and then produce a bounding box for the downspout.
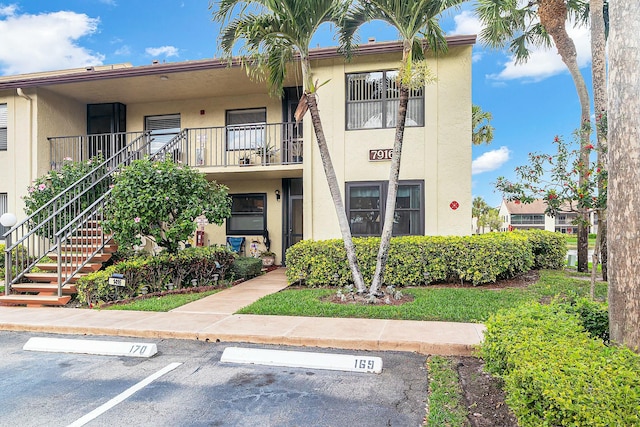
[16,88,34,182]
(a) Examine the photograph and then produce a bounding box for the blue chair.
[226,237,245,254]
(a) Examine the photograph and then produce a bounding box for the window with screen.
[226,193,266,234]
[0,104,7,151]
[346,71,424,130]
[346,181,424,236]
[226,108,267,151]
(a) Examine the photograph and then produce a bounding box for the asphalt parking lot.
[0,331,429,427]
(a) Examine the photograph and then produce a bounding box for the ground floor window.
[227,193,266,235]
[346,181,424,237]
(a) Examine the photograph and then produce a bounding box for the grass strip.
[103,290,218,312]
[237,270,607,323]
[425,356,470,427]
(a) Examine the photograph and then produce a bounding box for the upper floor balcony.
[49,122,304,174]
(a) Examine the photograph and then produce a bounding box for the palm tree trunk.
[608,0,640,351]
[305,91,367,293]
[369,85,409,296]
[538,0,591,272]
[590,0,608,281]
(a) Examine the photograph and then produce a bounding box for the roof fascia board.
[0,35,476,90]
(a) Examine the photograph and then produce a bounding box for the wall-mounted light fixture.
[160,75,169,81]
[275,189,281,201]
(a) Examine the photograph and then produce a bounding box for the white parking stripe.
[66,362,182,427]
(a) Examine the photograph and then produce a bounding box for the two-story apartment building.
[0,36,475,265]
[499,199,583,234]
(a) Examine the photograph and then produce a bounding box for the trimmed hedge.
[229,256,264,280]
[285,230,565,286]
[77,246,236,306]
[481,302,640,427]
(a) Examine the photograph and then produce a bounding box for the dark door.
[282,87,303,163]
[87,103,126,160]
[283,178,303,264]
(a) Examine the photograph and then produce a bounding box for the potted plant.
[254,142,278,165]
[260,251,276,267]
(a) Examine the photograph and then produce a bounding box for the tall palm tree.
[340,0,465,296]
[476,0,592,273]
[472,196,490,233]
[590,0,608,282]
[472,104,494,145]
[213,0,367,293]
[608,0,640,351]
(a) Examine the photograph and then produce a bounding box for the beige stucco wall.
[305,45,472,239]
[201,178,284,264]
[0,91,31,221]
[126,94,282,131]
[0,87,88,222]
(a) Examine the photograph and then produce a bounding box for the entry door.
[283,178,303,264]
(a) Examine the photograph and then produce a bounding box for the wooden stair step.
[24,272,86,283]
[11,283,77,294]
[67,236,108,244]
[48,252,112,263]
[36,263,102,273]
[59,244,118,253]
[0,295,71,307]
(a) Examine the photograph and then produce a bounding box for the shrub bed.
[481,302,640,426]
[229,256,264,281]
[77,246,236,306]
[285,230,565,286]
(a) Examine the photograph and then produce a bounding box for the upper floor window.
[226,108,266,151]
[511,214,545,225]
[0,104,7,151]
[346,71,424,130]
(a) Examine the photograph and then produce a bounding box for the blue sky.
[0,1,595,208]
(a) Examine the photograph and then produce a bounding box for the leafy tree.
[607,0,640,351]
[213,0,368,293]
[102,157,231,254]
[340,0,464,296]
[475,0,592,272]
[472,104,494,145]
[495,131,606,292]
[23,156,109,240]
[478,208,502,232]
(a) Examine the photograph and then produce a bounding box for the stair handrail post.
[4,232,12,295]
[56,232,63,298]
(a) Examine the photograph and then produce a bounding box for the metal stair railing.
[2,130,174,296]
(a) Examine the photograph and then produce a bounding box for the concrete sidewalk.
[0,268,485,356]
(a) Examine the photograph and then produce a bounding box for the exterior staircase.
[0,222,116,307]
[1,130,182,307]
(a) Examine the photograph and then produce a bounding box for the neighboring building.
[0,36,475,264]
[499,199,583,234]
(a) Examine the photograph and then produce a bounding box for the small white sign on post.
[108,274,126,287]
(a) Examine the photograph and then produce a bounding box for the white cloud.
[449,10,483,36]
[114,45,131,56]
[472,146,510,175]
[0,6,104,75]
[145,46,179,58]
[489,23,591,82]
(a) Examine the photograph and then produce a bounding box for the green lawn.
[425,356,469,427]
[237,270,607,323]
[565,236,597,250]
[102,290,218,312]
